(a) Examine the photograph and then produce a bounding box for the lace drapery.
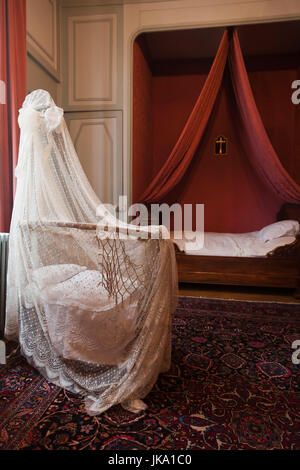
[5,89,178,415]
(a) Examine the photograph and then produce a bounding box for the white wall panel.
[68,14,117,107]
[26,0,59,78]
[61,4,123,111]
[66,112,122,205]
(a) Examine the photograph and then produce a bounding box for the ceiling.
[142,20,300,61]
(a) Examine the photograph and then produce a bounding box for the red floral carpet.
[0,297,299,450]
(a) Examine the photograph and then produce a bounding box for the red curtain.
[139,29,229,203]
[138,27,300,208]
[229,28,300,203]
[0,0,26,233]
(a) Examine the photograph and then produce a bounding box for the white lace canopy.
[5,89,178,415]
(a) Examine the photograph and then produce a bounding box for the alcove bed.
[132,22,300,296]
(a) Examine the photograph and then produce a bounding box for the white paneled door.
[66,111,122,206]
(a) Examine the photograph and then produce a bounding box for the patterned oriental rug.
[0,297,299,450]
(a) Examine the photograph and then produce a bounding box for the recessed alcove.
[132,21,300,232]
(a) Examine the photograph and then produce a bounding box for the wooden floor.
[179,283,300,303]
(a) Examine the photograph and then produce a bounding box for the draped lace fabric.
[5,89,178,415]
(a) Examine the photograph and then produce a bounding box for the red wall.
[132,38,153,203]
[133,43,300,233]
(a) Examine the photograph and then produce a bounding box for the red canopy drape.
[0,0,26,233]
[229,28,300,203]
[139,29,229,203]
[138,27,300,205]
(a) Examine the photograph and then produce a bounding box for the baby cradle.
[5,90,178,415]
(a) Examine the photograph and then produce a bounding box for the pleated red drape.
[229,28,300,203]
[138,27,300,206]
[139,29,229,203]
[0,0,26,233]
[0,0,10,233]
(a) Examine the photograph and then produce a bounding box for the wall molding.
[65,111,123,204]
[75,120,114,203]
[26,0,60,80]
[60,0,177,6]
[61,3,123,111]
[68,14,117,106]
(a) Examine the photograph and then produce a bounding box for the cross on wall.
[214,135,228,156]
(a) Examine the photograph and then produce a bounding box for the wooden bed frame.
[176,203,300,298]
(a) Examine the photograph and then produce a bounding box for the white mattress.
[172,231,296,257]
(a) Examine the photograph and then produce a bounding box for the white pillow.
[258,220,299,243]
[32,264,87,290]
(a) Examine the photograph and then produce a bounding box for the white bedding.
[172,231,296,257]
